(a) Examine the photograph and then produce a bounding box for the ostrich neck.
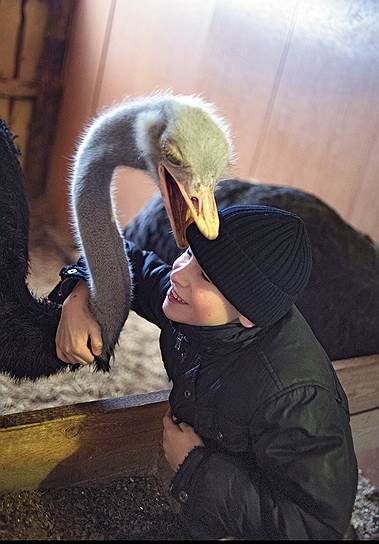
[75,169,130,321]
[72,109,148,331]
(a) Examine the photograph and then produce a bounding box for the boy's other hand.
[162,407,204,472]
[56,280,103,366]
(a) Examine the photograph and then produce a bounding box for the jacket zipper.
[174,332,185,350]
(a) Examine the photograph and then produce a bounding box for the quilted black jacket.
[48,240,358,540]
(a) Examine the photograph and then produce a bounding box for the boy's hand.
[56,280,103,365]
[162,408,204,472]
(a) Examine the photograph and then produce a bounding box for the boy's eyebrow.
[187,247,212,283]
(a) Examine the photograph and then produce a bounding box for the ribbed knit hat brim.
[186,205,312,327]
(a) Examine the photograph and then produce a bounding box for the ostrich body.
[124,179,379,361]
[0,93,232,379]
[0,120,63,379]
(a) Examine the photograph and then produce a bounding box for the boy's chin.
[162,301,193,325]
[162,300,184,321]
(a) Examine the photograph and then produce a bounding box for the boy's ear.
[238,314,255,328]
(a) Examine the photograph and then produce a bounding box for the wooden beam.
[0,78,38,98]
[0,390,170,494]
[350,409,379,455]
[333,354,379,415]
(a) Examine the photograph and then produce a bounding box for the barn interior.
[0,0,378,539]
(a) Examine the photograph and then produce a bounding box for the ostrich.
[124,180,379,361]
[0,93,233,380]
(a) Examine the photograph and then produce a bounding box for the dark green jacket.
[49,240,358,540]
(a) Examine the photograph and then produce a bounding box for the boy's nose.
[170,265,189,288]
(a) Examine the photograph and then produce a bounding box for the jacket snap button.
[184,390,191,399]
[179,490,188,503]
[67,269,77,274]
[216,431,224,441]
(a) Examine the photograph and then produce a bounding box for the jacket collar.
[170,319,265,356]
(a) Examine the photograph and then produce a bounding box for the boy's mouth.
[167,286,188,305]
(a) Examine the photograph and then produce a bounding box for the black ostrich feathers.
[124,180,379,361]
[0,120,110,379]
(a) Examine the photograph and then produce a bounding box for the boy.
[50,205,358,539]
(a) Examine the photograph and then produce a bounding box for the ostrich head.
[135,93,234,248]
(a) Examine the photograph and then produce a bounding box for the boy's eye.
[202,272,211,283]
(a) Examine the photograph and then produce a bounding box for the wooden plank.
[333,354,379,415]
[350,408,379,455]
[0,78,38,98]
[0,0,22,78]
[9,98,33,167]
[19,0,49,81]
[0,390,170,493]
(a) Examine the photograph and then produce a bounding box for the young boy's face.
[162,247,254,327]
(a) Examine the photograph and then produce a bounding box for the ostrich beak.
[158,163,219,248]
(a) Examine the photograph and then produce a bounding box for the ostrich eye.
[166,152,182,167]
[161,139,183,166]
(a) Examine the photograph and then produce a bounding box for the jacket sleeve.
[170,385,358,540]
[48,240,171,329]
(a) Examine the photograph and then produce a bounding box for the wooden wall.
[46,0,379,243]
[0,0,73,198]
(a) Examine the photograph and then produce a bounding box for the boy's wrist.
[63,279,89,305]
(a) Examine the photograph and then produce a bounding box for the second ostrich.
[124,180,379,361]
[0,93,232,380]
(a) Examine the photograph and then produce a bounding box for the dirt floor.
[0,475,186,540]
[1,470,379,540]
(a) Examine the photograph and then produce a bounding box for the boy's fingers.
[164,407,172,418]
[69,354,91,365]
[87,329,103,355]
[56,348,70,364]
[76,349,96,365]
[91,341,103,356]
[163,408,175,428]
[63,345,94,365]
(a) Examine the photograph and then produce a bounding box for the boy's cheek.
[194,297,234,326]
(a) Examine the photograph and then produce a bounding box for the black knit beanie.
[186,205,312,328]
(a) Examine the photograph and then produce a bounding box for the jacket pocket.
[195,409,249,453]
